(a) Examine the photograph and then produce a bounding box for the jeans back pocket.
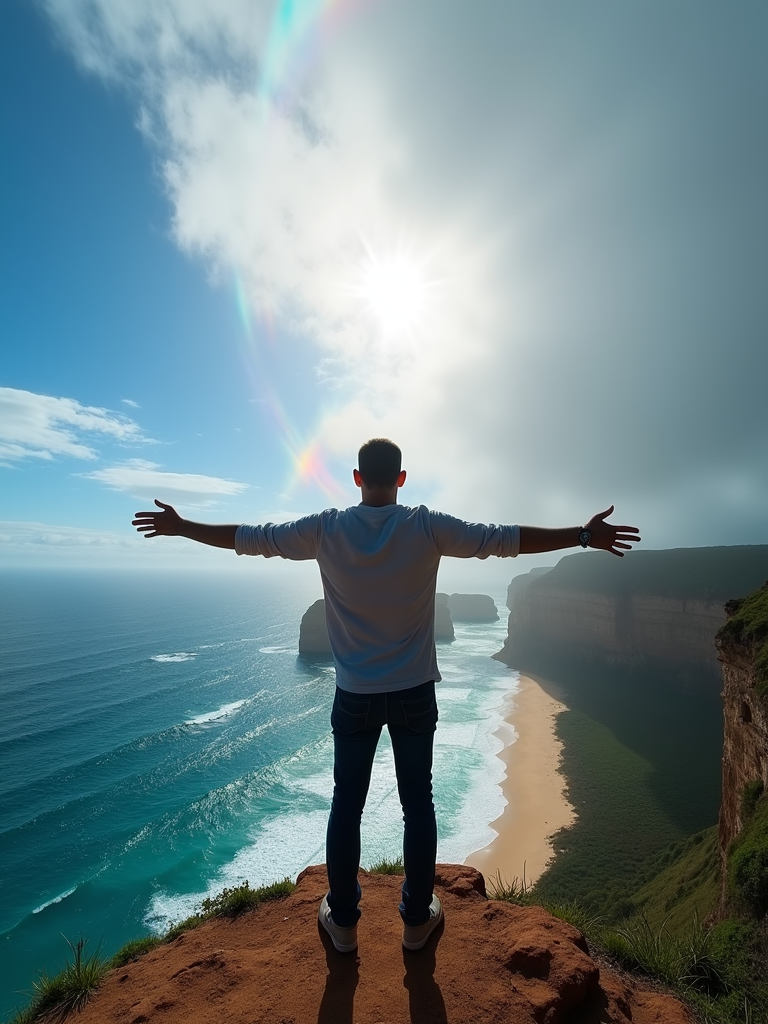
[331,688,371,734]
[399,692,438,734]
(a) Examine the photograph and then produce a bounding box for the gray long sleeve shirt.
[235,503,519,694]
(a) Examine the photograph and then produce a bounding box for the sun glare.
[352,246,433,340]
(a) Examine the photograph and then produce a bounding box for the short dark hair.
[358,438,402,487]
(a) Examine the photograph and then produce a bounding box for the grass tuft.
[109,936,163,968]
[366,856,404,875]
[598,913,722,995]
[11,938,109,1024]
[487,869,534,904]
[199,877,295,918]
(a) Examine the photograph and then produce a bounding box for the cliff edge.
[69,865,691,1024]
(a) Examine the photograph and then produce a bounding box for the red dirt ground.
[74,864,691,1024]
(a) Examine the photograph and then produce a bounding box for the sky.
[1,0,766,584]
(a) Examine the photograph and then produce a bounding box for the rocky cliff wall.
[495,546,768,679]
[714,583,768,914]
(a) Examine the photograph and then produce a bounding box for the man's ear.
[353,468,363,488]
[397,470,406,487]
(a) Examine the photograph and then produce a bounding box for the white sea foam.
[146,662,518,933]
[185,700,247,725]
[33,887,76,914]
[152,652,198,663]
[258,645,295,654]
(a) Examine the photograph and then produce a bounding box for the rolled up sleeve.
[428,512,520,559]
[235,515,322,560]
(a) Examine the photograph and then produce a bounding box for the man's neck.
[360,486,399,507]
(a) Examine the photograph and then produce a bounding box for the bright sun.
[353,247,432,339]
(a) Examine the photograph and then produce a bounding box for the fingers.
[155,499,171,510]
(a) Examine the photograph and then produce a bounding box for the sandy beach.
[464,674,575,888]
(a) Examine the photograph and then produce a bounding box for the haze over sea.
[1,570,516,1018]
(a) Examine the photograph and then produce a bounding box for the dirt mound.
[76,864,691,1023]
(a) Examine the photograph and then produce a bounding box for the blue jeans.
[325,680,438,928]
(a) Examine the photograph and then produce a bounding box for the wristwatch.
[579,529,591,549]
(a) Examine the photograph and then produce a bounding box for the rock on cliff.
[447,593,498,621]
[299,596,455,655]
[714,582,768,915]
[494,546,768,680]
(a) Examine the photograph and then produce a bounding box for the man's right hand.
[132,500,184,538]
[132,502,238,549]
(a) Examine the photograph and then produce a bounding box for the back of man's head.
[357,438,402,488]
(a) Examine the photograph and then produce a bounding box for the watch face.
[579,530,591,548]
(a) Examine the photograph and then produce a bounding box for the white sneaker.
[318,895,358,953]
[402,895,444,950]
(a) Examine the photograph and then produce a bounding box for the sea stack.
[434,593,455,642]
[447,594,498,622]
[299,596,456,652]
[298,599,332,657]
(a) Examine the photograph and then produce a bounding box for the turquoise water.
[0,570,516,1019]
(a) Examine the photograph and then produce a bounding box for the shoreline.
[463,674,575,888]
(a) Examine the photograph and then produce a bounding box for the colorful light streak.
[230,0,374,504]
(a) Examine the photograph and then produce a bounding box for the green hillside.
[628,827,720,934]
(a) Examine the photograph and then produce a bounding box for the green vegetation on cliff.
[532,707,691,917]
[628,827,720,934]
[727,787,768,918]
[717,581,768,692]
[10,879,296,1024]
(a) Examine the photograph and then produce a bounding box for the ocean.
[0,570,517,1019]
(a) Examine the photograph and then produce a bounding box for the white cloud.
[0,387,146,463]
[82,458,249,505]
[122,398,140,408]
[42,1,768,547]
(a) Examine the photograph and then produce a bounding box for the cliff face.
[498,588,726,672]
[495,546,768,681]
[714,583,768,915]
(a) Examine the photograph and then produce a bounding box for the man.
[132,438,640,953]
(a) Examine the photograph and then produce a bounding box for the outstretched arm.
[132,500,238,550]
[519,505,640,557]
